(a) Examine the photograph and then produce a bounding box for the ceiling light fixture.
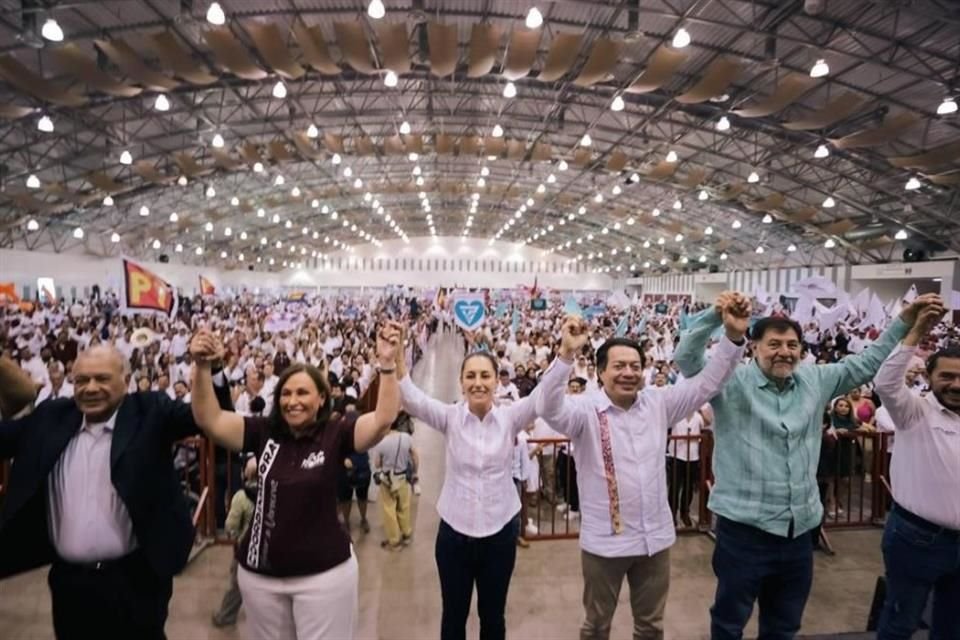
[111,232,120,243]
[26,174,40,189]
[904,176,921,190]
[119,150,133,165]
[503,81,517,98]
[762,213,773,223]
[27,219,39,231]
[672,27,691,48]
[705,226,713,235]
[306,124,319,138]
[822,196,836,207]
[666,150,678,163]
[747,171,760,183]
[152,239,161,249]
[383,70,398,87]
[611,95,625,112]
[755,245,765,254]
[169,212,179,222]
[824,238,836,248]
[491,124,504,137]
[37,115,54,132]
[558,159,568,171]
[331,153,341,165]
[253,161,264,172]
[399,121,411,135]
[698,190,709,201]
[814,144,830,158]
[272,81,287,99]
[42,18,64,41]
[673,199,682,210]
[73,227,84,239]
[525,7,543,29]
[206,2,226,25]
[732,219,741,229]
[177,175,188,186]
[651,208,661,217]
[716,115,731,131]
[787,244,797,252]
[937,97,958,115]
[205,185,216,198]
[809,58,829,78]
[205,221,214,231]
[212,133,224,148]
[103,195,114,206]
[154,94,170,111]
[580,133,592,147]
[367,0,386,19]
[140,205,150,216]
[895,229,908,240]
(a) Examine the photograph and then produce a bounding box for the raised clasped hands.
[376,320,403,367]
[902,294,946,336]
[717,291,751,341]
[560,314,589,360]
[189,329,224,366]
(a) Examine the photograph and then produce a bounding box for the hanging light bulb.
[491,124,504,138]
[152,239,161,249]
[611,184,621,195]
[580,133,592,147]
[762,213,773,223]
[824,238,836,248]
[399,121,411,135]
[705,226,713,235]
[73,226,85,239]
[673,199,682,210]
[140,205,150,216]
[103,195,114,206]
[196,246,203,255]
[154,94,170,111]
[383,70,398,87]
[205,221,214,231]
[732,219,742,229]
[343,166,353,177]
[27,218,39,231]
[747,171,760,183]
[698,190,709,201]
[367,0,386,19]
[755,245,765,254]
[211,133,225,148]
[904,176,922,190]
[895,229,909,240]
[546,173,556,183]
[610,95,625,112]
[822,196,836,207]
[274,175,285,186]
[25,174,40,189]
[175,243,184,252]
[306,124,319,138]
[716,116,730,131]
[291,186,301,197]
[672,27,691,48]
[205,185,216,198]
[814,144,830,158]
[937,97,958,115]
[42,18,64,41]
[111,232,120,243]
[558,159,568,171]
[230,196,239,206]
[353,177,362,188]
[809,58,830,78]
[169,212,179,222]
[651,208,661,217]
[224,226,232,236]
[331,153,342,165]
[177,175,188,186]
[525,7,543,29]
[666,150,678,163]
[272,81,287,99]
[119,150,133,165]
[787,244,797,252]
[503,82,517,98]
[252,162,264,173]
[37,115,54,132]
[206,2,225,25]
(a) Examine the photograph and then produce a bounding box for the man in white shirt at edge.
[36,362,74,404]
[872,301,960,640]
[536,293,750,640]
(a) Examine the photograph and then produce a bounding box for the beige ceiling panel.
[859,235,894,249]
[50,44,142,97]
[743,192,785,211]
[246,21,305,79]
[149,31,218,85]
[460,136,481,155]
[377,23,411,74]
[404,134,424,154]
[732,73,817,118]
[887,139,960,169]
[240,143,262,164]
[383,135,405,155]
[820,219,857,235]
[173,153,211,177]
[323,133,345,153]
[503,28,541,80]
[203,27,268,80]
[627,46,688,94]
[427,22,458,77]
[435,133,455,154]
[831,112,918,149]
[0,104,33,119]
[292,132,322,159]
[786,206,818,223]
[574,149,592,166]
[678,167,707,188]
[133,160,174,184]
[293,22,341,74]
[10,193,55,212]
[353,136,375,156]
[574,37,619,86]
[606,150,628,172]
[94,38,179,91]
[334,22,376,74]
[0,55,87,106]
[539,32,582,82]
[210,150,241,170]
[782,92,865,130]
[267,140,294,162]
[644,161,677,179]
[87,171,125,193]
[715,182,746,200]
[927,170,960,186]
[532,143,553,161]
[507,139,526,160]
[483,137,506,156]
[675,57,740,104]
[467,23,502,78]
[44,183,96,207]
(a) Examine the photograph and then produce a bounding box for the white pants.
[237,553,358,640]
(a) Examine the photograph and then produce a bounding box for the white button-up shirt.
[47,410,138,562]
[398,361,567,537]
[874,345,960,530]
[536,336,744,558]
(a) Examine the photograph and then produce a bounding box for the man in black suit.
[0,345,231,639]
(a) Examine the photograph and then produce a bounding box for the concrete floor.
[0,331,889,639]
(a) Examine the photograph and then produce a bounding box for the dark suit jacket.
[0,388,231,580]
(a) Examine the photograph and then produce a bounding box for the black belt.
[55,550,142,574]
[893,503,960,540]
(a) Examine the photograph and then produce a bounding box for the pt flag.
[121,258,178,318]
[199,275,216,296]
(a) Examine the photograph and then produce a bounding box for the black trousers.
[556,449,579,512]
[667,458,700,516]
[435,515,520,640]
[48,550,172,640]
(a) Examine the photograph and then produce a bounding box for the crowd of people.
[0,284,957,640]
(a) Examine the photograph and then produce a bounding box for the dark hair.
[750,317,803,343]
[596,338,646,372]
[571,377,588,387]
[926,345,960,375]
[268,363,332,431]
[460,351,499,378]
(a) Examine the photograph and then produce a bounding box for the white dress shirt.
[668,409,706,462]
[536,336,744,558]
[398,361,567,537]
[36,382,75,404]
[874,345,960,530]
[47,410,138,562]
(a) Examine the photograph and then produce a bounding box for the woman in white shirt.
[394,331,568,640]
[666,405,711,527]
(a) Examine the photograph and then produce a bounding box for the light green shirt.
[674,309,908,537]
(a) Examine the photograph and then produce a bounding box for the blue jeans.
[710,517,813,640]
[878,507,960,640]
[435,515,520,640]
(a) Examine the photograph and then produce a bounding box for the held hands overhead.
[375,321,403,369]
[559,314,590,360]
[900,293,947,335]
[714,291,751,342]
[189,329,225,367]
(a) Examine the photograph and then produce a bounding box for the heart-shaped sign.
[452,295,486,331]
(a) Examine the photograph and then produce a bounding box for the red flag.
[121,258,177,318]
[199,275,216,296]
[0,282,19,304]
